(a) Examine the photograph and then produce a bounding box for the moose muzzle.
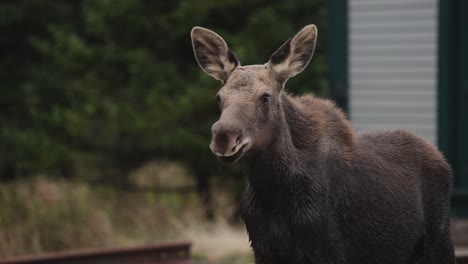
[210,121,250,163]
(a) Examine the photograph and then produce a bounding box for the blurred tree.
[0,0,327,218]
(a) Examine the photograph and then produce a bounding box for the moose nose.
[210,122,244,157]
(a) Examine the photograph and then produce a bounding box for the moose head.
[191,25,317,163]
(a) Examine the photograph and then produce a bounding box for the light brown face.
[191,25,317,163]
[210,65,282,163]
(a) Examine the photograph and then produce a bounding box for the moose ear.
[268,25,318,83]
[191,27,240,83]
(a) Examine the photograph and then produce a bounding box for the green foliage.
[0,0,327,181]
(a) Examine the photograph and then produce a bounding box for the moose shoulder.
[191,25,455,264]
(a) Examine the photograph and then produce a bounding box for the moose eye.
[216,94,221,104]
[262,94,271,103]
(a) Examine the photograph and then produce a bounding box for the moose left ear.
[268,25,318,83]
[191,27,240,83]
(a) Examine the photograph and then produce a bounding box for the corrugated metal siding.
[349,0,438,143]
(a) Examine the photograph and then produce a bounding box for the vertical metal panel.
[349,0,438,144]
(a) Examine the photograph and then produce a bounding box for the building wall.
[348,0,438,143]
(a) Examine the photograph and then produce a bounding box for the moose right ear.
[268,25,318,84]
[191,27,240,83]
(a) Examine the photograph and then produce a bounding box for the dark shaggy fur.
[240,94,455,264]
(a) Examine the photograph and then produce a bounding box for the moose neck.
[244,93,355,204]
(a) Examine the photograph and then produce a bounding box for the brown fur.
[286,95,355,153]
[191,25,455,264]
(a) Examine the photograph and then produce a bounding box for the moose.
[191,25,455,264]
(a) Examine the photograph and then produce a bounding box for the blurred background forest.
[0,0,327,261]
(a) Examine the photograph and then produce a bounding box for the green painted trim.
[453,189,468,198]
[456,0,468,188]
[438,0,468,215]
[451,203,468,217]
[328,0,348,114]
[437,0,458,175]
[451,189,468,217]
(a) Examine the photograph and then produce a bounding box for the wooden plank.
[0,242,192,264]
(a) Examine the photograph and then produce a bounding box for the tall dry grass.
[0,174,252,261]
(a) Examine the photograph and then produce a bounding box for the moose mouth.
[217,141,250,164]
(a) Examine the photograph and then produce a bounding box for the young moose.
[191,25,455,264]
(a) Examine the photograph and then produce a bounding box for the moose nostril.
[236,134,242,145]
[231,146,236,153]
